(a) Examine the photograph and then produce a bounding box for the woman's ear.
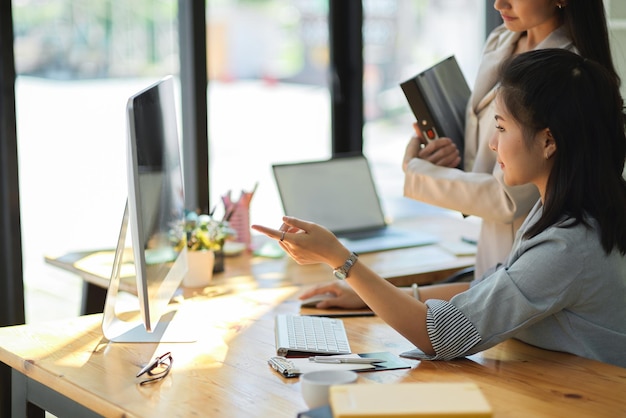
[544,129,557,160]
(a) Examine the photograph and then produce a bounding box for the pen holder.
[222,193,253,251]
[228,202,251,250]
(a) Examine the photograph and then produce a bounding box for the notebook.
[329,382,493,418]
[272,155,437,254]
[400,55,470,169]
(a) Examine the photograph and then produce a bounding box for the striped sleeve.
[424,299,482,360]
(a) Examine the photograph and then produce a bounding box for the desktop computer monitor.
[102,76,194,343]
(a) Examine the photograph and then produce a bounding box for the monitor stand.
[101,201,197,343]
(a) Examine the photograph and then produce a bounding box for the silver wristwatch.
[333,252,358,280]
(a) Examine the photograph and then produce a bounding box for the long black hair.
[561,0,621,86]
[498,49,626,255]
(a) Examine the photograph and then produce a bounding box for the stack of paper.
[329,382,492,418]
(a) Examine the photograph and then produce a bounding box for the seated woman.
[252,49,626,368]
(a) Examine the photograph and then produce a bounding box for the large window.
[207,0,487,228]
[362,0,484,219]
[13,0,180,321]
[12,0,488,323]
[206,0,331,228]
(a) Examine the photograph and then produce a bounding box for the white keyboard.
[274,314,351,357]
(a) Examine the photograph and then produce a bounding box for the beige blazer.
[404,24,575,279]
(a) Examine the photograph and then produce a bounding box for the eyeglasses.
[136,352,173,385]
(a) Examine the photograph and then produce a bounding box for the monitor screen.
[102,76,191,343]
[127,75,187,332]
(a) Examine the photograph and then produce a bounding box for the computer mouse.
[300,293,335,308]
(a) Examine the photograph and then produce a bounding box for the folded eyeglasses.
[136,351,173,385]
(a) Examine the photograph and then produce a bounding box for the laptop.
[272,155,437,254]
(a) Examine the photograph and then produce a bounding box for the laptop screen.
[272,156,387,235]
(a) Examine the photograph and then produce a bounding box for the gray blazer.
[405,201,626,368]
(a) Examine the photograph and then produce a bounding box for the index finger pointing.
[250,224,283,241]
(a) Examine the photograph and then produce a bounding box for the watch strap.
[333,252,358,280]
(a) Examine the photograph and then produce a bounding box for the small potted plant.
[184,210,236,274]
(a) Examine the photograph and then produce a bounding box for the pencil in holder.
[222,183,257,251]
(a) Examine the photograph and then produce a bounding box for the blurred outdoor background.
[11,0,626,322]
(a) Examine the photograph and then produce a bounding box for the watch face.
[333,270,347,280]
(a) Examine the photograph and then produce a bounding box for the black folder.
[400,55,470,169]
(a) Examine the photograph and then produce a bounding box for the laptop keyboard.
[275,314,351,356]
[339,228,387,240]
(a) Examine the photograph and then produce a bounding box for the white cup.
[300,370,358,409]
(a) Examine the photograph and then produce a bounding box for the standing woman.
[253,49,626,367]
[403,0,620,279]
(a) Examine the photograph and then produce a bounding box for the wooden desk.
[1,287,625,417]
[45,211,480,314]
